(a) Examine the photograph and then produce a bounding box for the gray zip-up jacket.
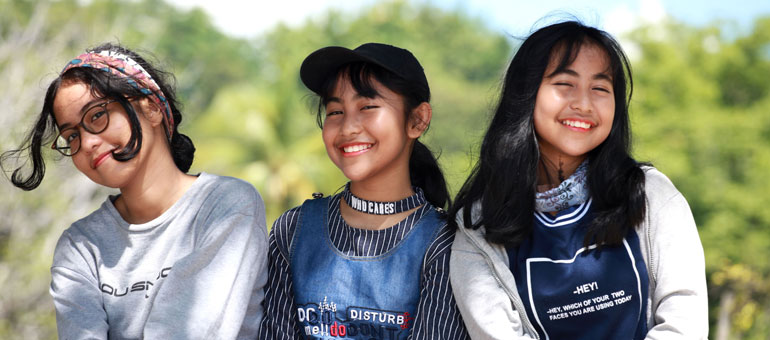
[450,168,708,339]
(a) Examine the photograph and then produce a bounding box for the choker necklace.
[341,183,426,215]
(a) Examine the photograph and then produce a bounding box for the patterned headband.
[61,50,174,139]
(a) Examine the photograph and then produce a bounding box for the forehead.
[52,81,97,124]
[329,73,399,102]
[545,41,612,76]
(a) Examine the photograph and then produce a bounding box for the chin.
[85,170,134,189]
[341,171,368,183]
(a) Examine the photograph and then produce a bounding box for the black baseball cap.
[299,43,429,96]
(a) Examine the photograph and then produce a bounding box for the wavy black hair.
[1,42,195,191]
[450,21,647,248]
[314,61,450,210]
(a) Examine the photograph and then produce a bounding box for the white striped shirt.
[257,194,470,339]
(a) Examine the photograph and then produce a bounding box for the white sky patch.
[167,0,374,38]
[166,0,766,39]
[604,3,638,35]
[639,0,667,24]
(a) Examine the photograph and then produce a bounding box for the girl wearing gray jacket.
[448,21,708,339]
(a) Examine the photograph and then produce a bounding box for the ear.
[407,102,432,139]
[138,98,164,127]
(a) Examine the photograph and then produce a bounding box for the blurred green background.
[1,0,769,338]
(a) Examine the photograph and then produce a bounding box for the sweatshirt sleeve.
[409,225,471,340]
[257,207,303,339]
[142,179,269,340]
[644,172,709,339]
[50,230,109,340]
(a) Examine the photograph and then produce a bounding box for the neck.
[349,164,414,202]
[341,165,417,231]
[114,148,196,224]
[536,154,585,191]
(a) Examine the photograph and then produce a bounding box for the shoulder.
[191,173,266,221]
[642,167,680,197]
[423,216,455,265]
[450,206,510,276]
[450,205,486,250]
[55,198,118,247]
[198,172,263,205]
[271,205,304,256]
[188,174,268,243]
[52,207,111,271]
[641,166,686,212]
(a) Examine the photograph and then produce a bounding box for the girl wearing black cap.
[258,43,469,339]
[448,21,708,338]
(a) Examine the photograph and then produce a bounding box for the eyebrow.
[57,98,107,130]
[547,69,613,82]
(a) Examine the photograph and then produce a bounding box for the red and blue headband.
[61,50,174,139]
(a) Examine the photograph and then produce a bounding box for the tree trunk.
[715,289,735,340]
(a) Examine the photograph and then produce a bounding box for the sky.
[166,0,770,39]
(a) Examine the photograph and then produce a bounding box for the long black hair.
[1,42,195,191]
[450,21,647,247]
[315,61,451,210]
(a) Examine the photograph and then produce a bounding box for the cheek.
[599,99,615,135]
[532,104,550,139]
[107,113,135,142]
[534,87,566,115]
[71,153,92,174]
[321,124,338,152]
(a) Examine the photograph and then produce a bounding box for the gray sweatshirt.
[50,172,268,340]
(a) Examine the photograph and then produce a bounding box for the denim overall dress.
[290,196,441,340]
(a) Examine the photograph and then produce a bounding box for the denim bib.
[290,197,441,340]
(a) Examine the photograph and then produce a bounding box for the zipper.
[644,197,657,284]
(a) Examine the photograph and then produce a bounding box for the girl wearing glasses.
[258,43,469,339]
[1,43,268,339]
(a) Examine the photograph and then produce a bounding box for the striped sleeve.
[410,223,471,340]
[257,207,302,340]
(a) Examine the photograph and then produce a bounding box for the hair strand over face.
[1,42,195,191]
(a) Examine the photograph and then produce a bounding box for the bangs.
[319,62,387,105]
[546,37,615,80]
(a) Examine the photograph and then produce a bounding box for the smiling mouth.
[561,119,593,129]
[92,150,113,169]
[342,144,373,153]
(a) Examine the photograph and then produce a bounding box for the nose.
[78,128,102,154]
[569,87,593,114]
[340,110,362,136]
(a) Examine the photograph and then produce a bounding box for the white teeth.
[562,120,592,129]
[343,144,372,153]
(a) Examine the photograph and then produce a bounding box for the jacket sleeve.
[450,222,537,340]
[644,173,709,339]
[142,181,268,340]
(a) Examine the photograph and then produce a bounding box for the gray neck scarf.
[535,161,589,212]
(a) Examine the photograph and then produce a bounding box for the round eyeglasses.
[51,99,115,156]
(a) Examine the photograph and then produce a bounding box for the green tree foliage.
[629,17,770,339]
